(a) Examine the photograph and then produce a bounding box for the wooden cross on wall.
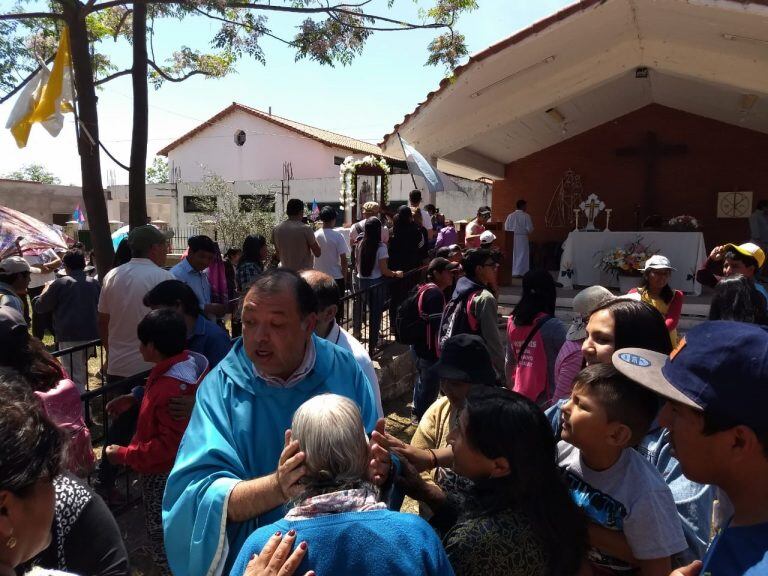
[616,131,687,219]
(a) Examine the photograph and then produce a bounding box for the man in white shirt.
[409,189,434,241]
[98,224,175,382]
[301,269,384,417]
[313,206,350,322]
[504,199,535,277]
[96,224,174,497]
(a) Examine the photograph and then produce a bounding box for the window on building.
[183,195,216,213]
[334,156,345,166]
[239,194,276,212]
[52,213,71,226]
[234,130,247,146]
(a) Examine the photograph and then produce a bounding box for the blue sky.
[0,0,572,185]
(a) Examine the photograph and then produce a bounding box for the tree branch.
[326,9,443,32]
[147,59,208,83]
[0,57,55,104]
[0,11,65,21]
[114,7,133,40]
[229,3,449,30]
[94,68,132,86]
[190,6,293,46]
[90,0,449,32]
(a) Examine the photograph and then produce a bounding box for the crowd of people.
[0,196,766,576]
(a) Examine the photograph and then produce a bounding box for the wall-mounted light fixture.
[470,55,556,99]
[545,107,566,124]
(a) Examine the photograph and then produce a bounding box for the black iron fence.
[338,266,426,357]
[169,226,214,253]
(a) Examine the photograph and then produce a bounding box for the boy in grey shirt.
[558,363,687,575]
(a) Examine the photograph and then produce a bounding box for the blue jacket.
[162,335,377,576]
[230,510,455,576]
[188,314,232,368]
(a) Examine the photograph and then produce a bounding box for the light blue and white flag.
[397,133,458,194]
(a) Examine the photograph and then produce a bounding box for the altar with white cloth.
[558,231,707,295]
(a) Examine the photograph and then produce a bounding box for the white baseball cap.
[0,256,39,275]
[641,255,675,272]
[480,230,497,245]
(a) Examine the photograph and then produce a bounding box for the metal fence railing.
[169,226,215,253]
[52,341,147,508]
[338,266,426,357]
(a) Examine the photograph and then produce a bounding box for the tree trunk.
[128,2,148,229]
[65,5,114,279]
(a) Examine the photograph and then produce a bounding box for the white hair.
[291,394,369,488]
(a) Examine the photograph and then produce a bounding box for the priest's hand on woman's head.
[275,430,306,500]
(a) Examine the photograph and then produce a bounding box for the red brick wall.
[492,104,768,256]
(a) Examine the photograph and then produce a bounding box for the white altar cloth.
[558,231,707,295]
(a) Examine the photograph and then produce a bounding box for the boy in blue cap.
[613,321,768,576]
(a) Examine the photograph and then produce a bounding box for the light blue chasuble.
[162,334,377,576]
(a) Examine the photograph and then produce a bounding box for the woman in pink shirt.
[505,270,565,407]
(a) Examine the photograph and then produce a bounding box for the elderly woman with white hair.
[230,394,454,576]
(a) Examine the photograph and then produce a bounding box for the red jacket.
[114,351,208,474]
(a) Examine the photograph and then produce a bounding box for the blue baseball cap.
[611,321,768,431]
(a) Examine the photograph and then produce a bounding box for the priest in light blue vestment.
[162,271,378,576]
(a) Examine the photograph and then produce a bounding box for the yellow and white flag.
[5,26,74,148]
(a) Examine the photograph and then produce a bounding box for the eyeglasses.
[482,262,500,268]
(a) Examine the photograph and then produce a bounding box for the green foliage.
[293,10,373,67]
[146,156,169,184]
[5,163,61,184]
[1,1,475,103]
[190,173,275,253]
[425,31,468,68]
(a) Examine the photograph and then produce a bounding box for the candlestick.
[604,209,612,231]
[573,209,580,231]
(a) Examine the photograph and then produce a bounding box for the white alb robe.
[504,210,534,276]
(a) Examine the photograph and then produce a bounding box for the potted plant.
[598,237,658,292]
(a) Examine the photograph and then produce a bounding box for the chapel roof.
[158,102,401,161]
[380,0,768,180]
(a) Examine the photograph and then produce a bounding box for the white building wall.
[170,174,491,229]
[167,110,369,183]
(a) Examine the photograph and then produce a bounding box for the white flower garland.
[339,155,390,211]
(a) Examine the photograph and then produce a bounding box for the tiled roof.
[158,102,400,160]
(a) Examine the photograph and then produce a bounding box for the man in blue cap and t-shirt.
[612,321,768,576]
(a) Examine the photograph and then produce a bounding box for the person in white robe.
[504,199,534,276]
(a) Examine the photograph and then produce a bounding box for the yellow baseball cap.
[723,242,765,268]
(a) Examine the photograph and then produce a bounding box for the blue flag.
[310,199,320,221]
[397,134,458,194]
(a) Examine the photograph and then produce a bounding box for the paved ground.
[116,389,420,575]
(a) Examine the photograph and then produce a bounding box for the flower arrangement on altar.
[667,214,700,231]
[598,237,658,277]
[339,155,390,212]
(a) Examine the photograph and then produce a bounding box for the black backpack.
[437,289,482,355]
[396,283,438,346]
